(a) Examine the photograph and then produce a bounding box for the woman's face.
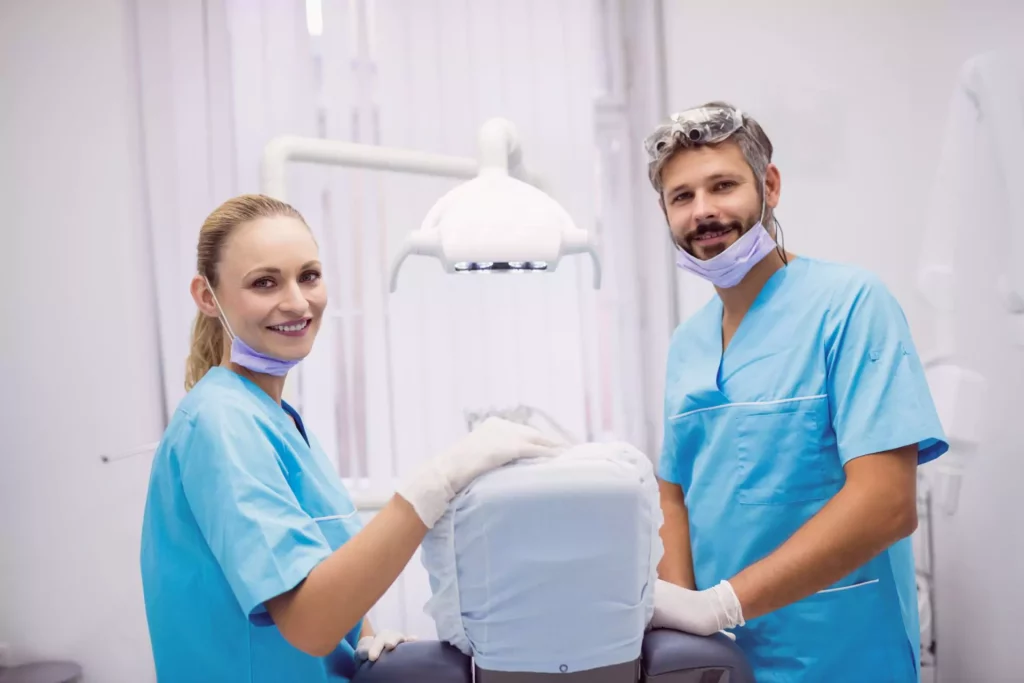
[200,215,327,362]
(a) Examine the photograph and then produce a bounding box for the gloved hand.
[355,629,418,662]
[650,579,745,637]
[397,417,565,528]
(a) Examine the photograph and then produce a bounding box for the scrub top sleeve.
[179,409,335,623]
[825,275,949,467]
[658,401,683,485]
[657,343,685,486]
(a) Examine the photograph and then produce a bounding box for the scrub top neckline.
[207,366,310,446]
[713,257,804,387]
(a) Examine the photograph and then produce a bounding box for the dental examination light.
[261,117,602,293]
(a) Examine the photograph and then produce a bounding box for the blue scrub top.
[141,366,365,683]
[658,257,947,683]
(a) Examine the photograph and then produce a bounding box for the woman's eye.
[252,277,275,289]
[301,270,322,283]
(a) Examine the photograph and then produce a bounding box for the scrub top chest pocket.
[735,396,843,505]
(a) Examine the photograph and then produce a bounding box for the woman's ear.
[190,275,219,318]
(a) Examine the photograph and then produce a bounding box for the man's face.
[659,141,779,260]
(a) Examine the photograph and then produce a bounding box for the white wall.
[660,1,1023,681]
[0,0,163,680]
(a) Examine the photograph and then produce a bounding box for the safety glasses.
[643,105,745,159]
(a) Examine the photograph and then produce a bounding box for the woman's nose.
[278,282,309,315]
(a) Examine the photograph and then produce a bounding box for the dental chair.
[355,443,755,683]
[353,630,753,682]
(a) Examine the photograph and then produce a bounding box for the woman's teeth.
[270,321,308,332]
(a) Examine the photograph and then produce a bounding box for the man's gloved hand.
[397,417,565,529]
[651,579,746,636]
[355,629,418,662]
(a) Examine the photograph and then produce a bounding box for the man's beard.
[682,218,746,258]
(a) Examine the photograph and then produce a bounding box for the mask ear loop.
[203,275,237,341]
[758,177,788,266]
[775,217,788,265]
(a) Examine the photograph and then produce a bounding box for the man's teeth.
[698,230,727,240]
[271,321,308,332]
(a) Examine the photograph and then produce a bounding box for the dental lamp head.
[388,118,602,292]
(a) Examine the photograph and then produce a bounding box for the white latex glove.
[355,629,418,662]
[651,579,745,637]
[397,416,564,528]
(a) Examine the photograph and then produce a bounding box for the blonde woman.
[140,194,560,682]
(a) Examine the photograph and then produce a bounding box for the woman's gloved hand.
[355,629,418,662]
[651,579,745,637]
[397,416,565,528]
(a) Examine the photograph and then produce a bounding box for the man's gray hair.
[647,101,774,195]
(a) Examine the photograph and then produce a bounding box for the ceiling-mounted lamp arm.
[478,117,545,187]
[261,135,479,202]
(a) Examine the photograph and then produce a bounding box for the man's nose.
[691,191,717,223]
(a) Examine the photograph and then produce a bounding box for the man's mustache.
[690,220,743,240]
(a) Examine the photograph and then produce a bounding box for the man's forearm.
[728,450,918,621]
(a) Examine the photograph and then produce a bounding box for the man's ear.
[764,163,781,210]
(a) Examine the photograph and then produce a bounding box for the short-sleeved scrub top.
[141,366,365,682]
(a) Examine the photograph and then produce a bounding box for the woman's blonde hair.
[184,194,307,390]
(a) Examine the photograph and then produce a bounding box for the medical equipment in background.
[921,358,986,516]
[261,117,603,293]
[915,49,1023,516]
[912,49,1024,683]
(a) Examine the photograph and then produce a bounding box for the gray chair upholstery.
[352,641,472,683]
[352,630,755,683]
[641,629,755,683]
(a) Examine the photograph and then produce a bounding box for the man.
[645,102,947,682]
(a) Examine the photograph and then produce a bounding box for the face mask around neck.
[203,276,301,377]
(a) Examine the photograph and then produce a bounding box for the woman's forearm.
[267,494,427,656]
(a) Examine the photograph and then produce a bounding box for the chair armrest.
[641,629,755,683]
[352,641,472,683]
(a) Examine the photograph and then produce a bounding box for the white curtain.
[135,0,663,637]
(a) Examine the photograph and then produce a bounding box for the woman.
[140,194,560,682]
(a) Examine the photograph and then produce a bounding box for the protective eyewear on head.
[643,105,745,159]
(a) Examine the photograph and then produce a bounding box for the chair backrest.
[420,442,663,676]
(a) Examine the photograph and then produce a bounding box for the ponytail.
[184,311,226,390]
[185,194,307,391]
